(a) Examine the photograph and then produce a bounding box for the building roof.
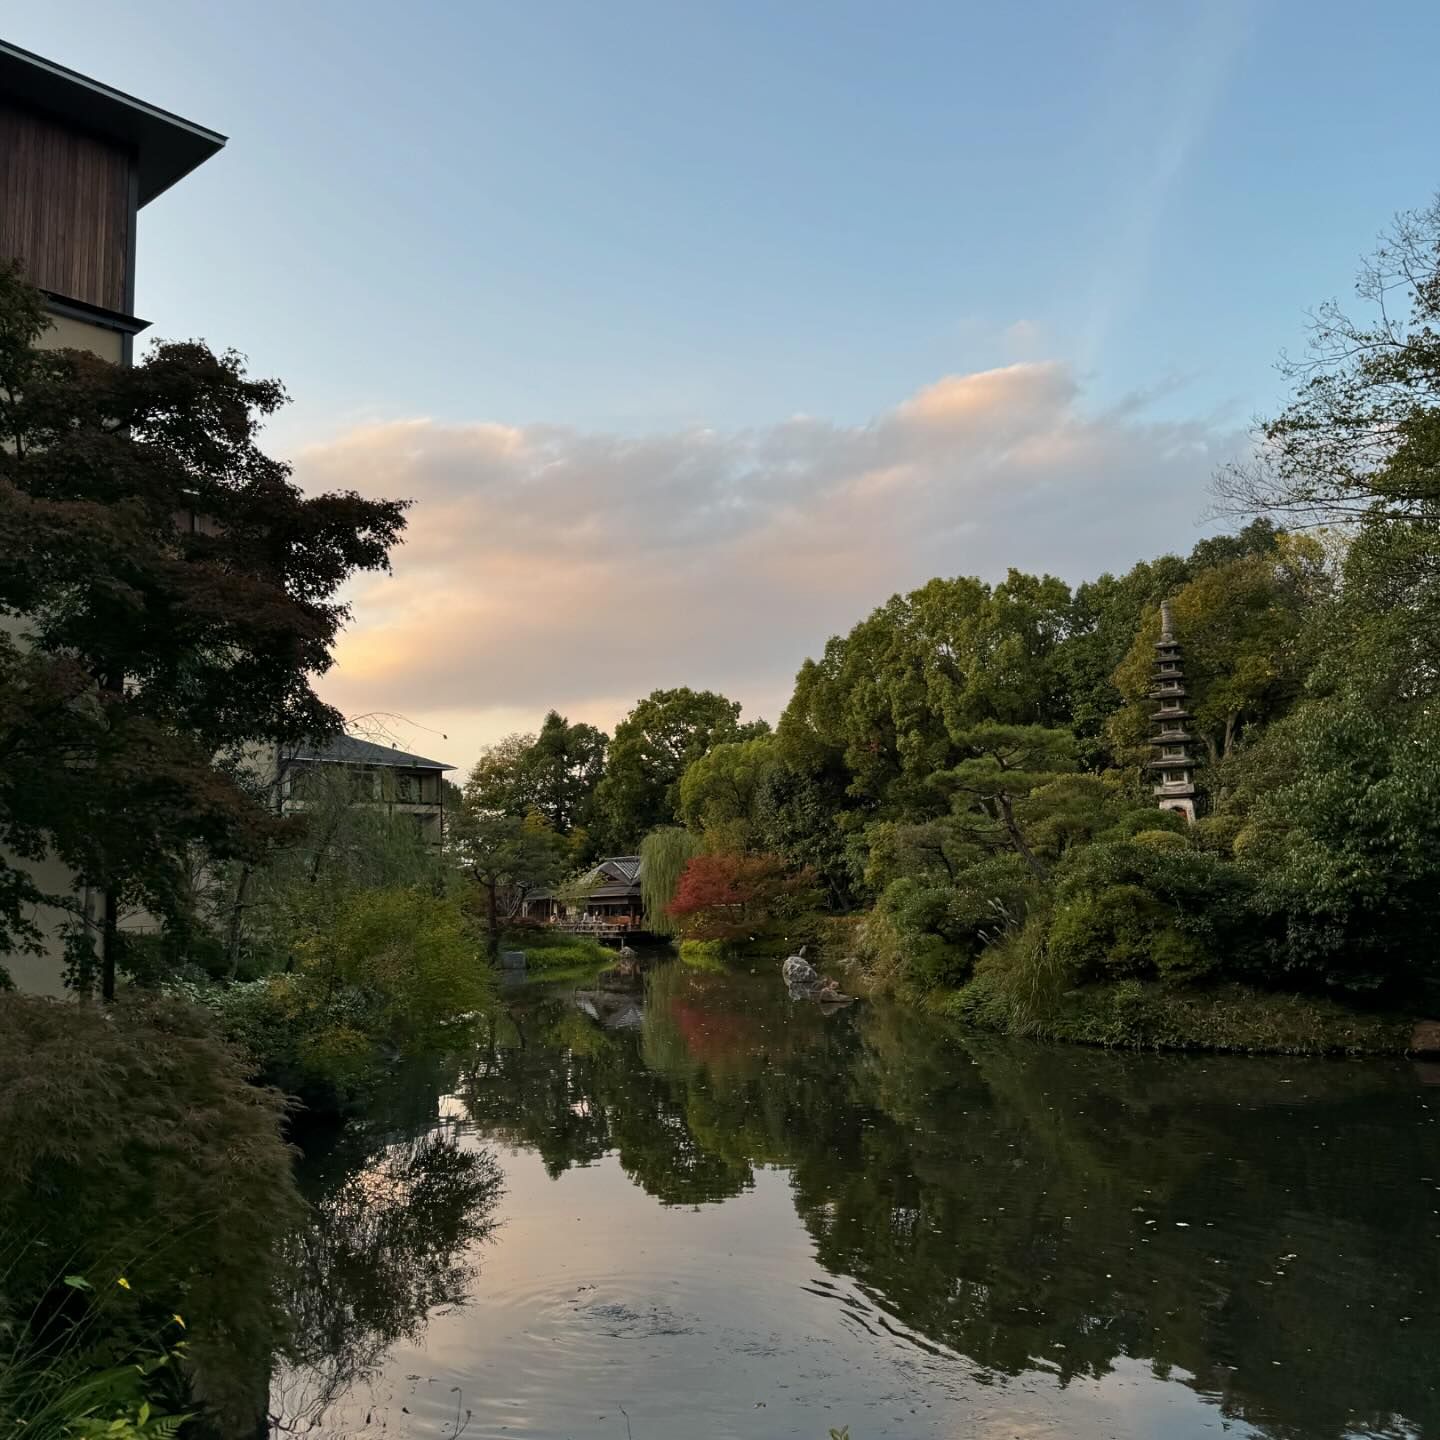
[292,734,454,772]
[595,856,641,886]
[0,40,226,206]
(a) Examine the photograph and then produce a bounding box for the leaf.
[64,1273,95,1291]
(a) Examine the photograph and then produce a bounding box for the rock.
[1410,1020,1440,1056]
[783,953,819,988]
[500,950,527,971]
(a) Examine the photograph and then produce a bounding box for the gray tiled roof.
[292,734,453,771]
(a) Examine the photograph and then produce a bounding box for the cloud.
[293,361,1242,772]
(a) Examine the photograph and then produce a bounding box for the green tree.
[778,571,1072,822]
[451,810,566,958]
[1234,690,1440,993]
[1109,536,1329,772]
[0,993,302,1432]
[678,734,778,848]
[0,264,407,995]
[937,724,1079,882]
[638,826,702,936]
[593,688,764,849]
[528,710,608,833]
[1215,197,1440,527]
[464,713,607,836]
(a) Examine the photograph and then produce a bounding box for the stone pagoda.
[1147,600,1198,823]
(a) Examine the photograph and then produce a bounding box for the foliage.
[1215,197,1440,527]
[936,723,1078,881]
[1049,840,1259,983]
[0,263,406,994]
[1109,536,1330,770]
[464,711,607,836]
[777,571,1072,821]
[639,826,702,936]
[451,808,567,957]
[1,1319,193,1440]
[678,735,778,850]
[1233,689,1440,994]
[0,993,300,1430]
[667,853,818,942]
[593,688,765,849]
[873,853,1035,990]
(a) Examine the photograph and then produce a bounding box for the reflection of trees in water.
[272,1093,503,1433]
[453,966,1440,1440]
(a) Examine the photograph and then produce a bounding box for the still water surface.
[275,961,1440,1440]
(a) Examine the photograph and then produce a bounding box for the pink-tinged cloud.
[292,362,1242,772]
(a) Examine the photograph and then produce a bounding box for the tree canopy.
[0,263,407,992]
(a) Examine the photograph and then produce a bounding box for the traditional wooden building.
[525,855,646,934]
[1148,600,1199,824]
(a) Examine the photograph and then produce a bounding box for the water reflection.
[291,964,1440,1439]
[273,1061,503,1433]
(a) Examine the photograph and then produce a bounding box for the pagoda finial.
[1159,599,1176,644]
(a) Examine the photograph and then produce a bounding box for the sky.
[12,1,1440,771]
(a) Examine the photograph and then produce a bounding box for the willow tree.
[640,827,701,935]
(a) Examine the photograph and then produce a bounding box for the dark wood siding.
[0,102,133,313]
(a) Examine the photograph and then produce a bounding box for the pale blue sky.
[9,3,1440,761]
[15,2,1438,443]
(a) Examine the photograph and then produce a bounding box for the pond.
[273,960,1440,1440]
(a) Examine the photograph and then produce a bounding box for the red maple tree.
[666,852,816,940]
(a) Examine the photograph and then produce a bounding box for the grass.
[501,931,614,974]
[942,972,1414,1055]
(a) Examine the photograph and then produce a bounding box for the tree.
[464,732,541,817]
[0,263,407,995]
[463,712,608,836]
[639,826,702,936]
[936,724,1079,882]
[1215,197,1440,527]
[666,852,817,942]
[451,810,566,958]
[1233,690,1440,993]
[592,688,764,849]
[528,710,608,833]
[778,571,1072,822]
[1109,536,1329,773]
[678,735,778,848]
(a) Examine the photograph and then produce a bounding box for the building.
[1148,600,1199,824]
[0,40,224,364]
[525,855,646,934]
[1,41,224,993]
[279,735,455,846]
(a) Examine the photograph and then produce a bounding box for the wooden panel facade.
[0,101,133,313]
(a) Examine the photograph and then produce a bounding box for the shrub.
[1129,828,1189,852]
[1050,841,1261,984]
[295,885,489,1045]
[678,939,734,970]
[875,853,1034,991]
[0,994,301,1433]
[1048,883,1215,982]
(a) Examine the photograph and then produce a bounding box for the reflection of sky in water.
[306,1152,1259,1440]
[279,969,1436,1440]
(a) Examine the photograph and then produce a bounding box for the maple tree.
[0,262,407,994]
[666,852,816,941]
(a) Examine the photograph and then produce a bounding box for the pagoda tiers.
[1147,600,1198,823]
